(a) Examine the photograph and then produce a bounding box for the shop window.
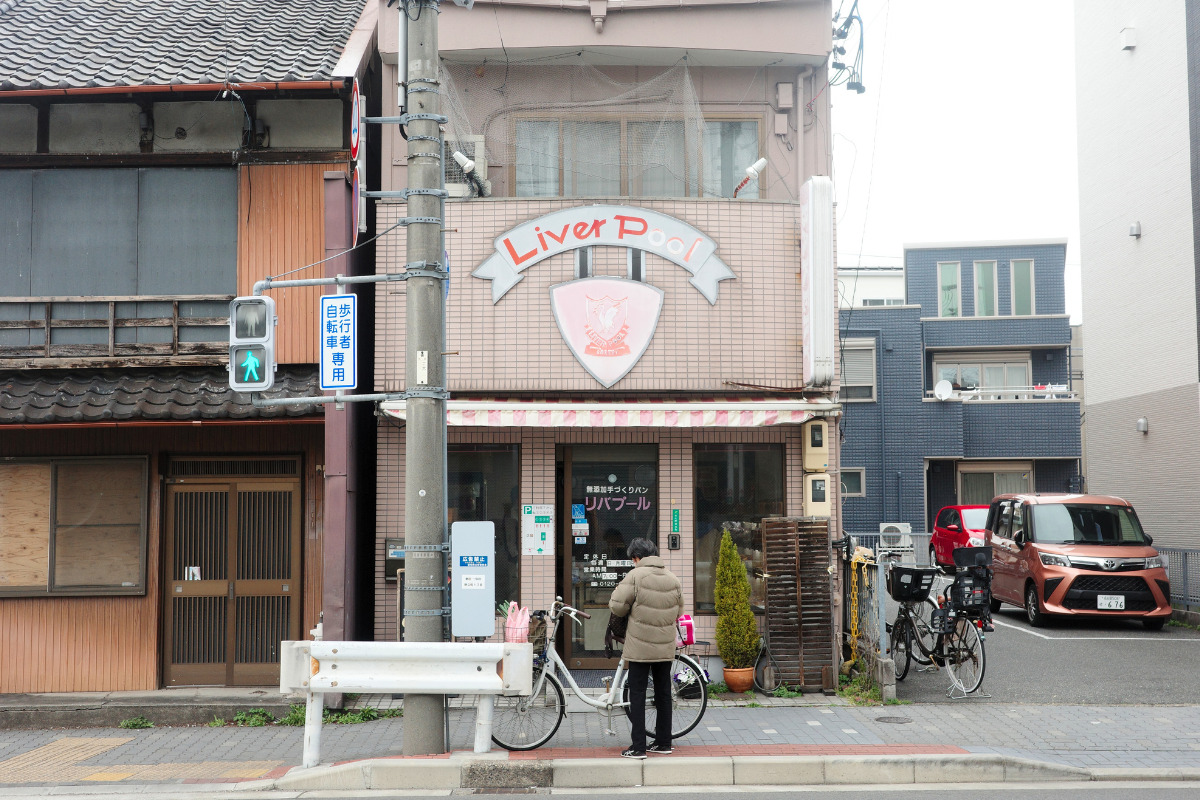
[448,445,521,606]
[0,458,148,596]
[693,444,784,614]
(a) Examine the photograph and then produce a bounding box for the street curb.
[0,702,294,730]
[265,753,1119,791]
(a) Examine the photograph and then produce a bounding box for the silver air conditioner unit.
[879,522,914,552]
[445,135,487,197]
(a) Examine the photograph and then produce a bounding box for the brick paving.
[1,697,1200,787]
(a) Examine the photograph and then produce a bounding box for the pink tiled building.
[371,0,841,672]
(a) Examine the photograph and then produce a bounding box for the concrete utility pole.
[402,0,449,756]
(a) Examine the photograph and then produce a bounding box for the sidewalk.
[1,689,1199,790]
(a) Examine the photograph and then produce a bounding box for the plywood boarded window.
[0,458,147,596]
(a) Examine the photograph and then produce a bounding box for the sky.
[830,0,1082,322]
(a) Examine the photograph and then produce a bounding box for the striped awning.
[379,399,839,428]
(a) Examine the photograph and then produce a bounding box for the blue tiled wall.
[962,402,1082,459]
[906,242,1067,317]
[922,315,1072,349]
[1035,460,1079,494]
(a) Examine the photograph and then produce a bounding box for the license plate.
[1097,594,1125,610]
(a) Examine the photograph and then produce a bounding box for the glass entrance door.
[560,445,658,669]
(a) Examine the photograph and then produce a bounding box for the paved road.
[891,578,1200,705]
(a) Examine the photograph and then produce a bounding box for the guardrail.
[280,640,533,767]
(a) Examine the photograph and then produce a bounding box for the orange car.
[985,493,1171,630]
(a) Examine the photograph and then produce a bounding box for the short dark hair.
[627,538,658,560]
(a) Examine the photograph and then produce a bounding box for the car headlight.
[1147,554,1169,575]
[1040,553,1071,567]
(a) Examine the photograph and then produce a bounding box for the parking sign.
[320,294,357,390]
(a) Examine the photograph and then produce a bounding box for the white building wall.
[1075,0,1200,546]
[1075,1,1198,405]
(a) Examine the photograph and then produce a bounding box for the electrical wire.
[266,215,410,281]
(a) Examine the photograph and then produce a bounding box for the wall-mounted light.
[733,157,768,198]
[1121,27,1137,50]
[1136,417,1149,434]
[1130,221,1142,238]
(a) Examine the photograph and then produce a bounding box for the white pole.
[302,690,324,768]
[474,695,494,753]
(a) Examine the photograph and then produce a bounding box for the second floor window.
[938,262,960,317]
[514,118,758,199]
[1011,259,1035,315]
[974,261,997,316]
[840,338,877,401]
[935,354,1032,397]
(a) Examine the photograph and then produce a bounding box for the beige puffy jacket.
[608,556,684,663]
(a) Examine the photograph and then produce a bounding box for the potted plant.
[714,528,760,692]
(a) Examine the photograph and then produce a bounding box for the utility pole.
[402,0,449,756]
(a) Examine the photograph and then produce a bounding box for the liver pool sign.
[472,205,735,305]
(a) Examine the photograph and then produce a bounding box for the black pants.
[627,660,672,751]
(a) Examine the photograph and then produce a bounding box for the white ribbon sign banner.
[472,205,736,304]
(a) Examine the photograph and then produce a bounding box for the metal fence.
[1159,548,1200,610]
[842,533,937,676]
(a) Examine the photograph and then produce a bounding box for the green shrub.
[707,680,729,696]
[207,717,226,727]
[277,704,307,726]
[232,708,276,727]
[118,715,154,729]
[714,529,760,669]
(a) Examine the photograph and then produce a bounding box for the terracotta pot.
[723,666,755,693]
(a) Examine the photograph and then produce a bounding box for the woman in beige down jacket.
[608,537,684,759]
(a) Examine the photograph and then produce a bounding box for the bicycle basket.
[529,617,548,656]
[886,565,938,602]
[928,607,953,634]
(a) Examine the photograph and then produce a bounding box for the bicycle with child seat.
[489,597,709,751]
[884,549,989,697]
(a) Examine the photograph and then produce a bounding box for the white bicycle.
[490,597,709,751]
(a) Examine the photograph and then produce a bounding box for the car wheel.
[1143,618,1166,631]
[1024,583,1047,628]
[928,545,937,569]
[989,597,1002,614]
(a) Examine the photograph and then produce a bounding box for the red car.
[931,505,989,571]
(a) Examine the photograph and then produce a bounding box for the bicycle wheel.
[622,653,709,739]
[491,668,565,751]
[943,618,985,695]
[909,598,939,666]
[891,616,913,681]
[753,642,783,694]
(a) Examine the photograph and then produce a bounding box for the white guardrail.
[280,640,533,767]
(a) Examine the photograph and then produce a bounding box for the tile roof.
[0,0,366,91]
[0,367,325,424]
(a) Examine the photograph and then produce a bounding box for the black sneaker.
[647,742,673,754]
[621,748,647,759]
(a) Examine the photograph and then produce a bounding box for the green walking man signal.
[228,296,277,391]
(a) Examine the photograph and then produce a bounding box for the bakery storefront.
[375,197,839,668]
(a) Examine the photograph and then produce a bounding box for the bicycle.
[885,553,988,697]
[489,598,709,751]
[750,568,783,694]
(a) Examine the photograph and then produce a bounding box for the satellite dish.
[933,379,954,401]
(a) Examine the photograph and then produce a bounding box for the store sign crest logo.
[551,278,663,388]
[473,205,733,388]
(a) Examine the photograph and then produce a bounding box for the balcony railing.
[924,385,1078,402]
[0,295,231,368]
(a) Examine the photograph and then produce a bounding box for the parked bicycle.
[751,568,783,693]
[885,546,991,698]
[489,598,708,751]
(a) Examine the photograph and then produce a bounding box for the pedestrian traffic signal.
[228,296,276,391]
